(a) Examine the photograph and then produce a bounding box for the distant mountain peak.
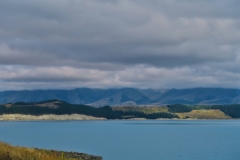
[0,88,240,106]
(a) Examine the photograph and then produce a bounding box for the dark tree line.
[211,105,240,118]
[167,104,193,113]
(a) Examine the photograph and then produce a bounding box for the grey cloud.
[0,0,240,89]
[0,66,109,82]
[1,1,239,56]
[136,0,240,19]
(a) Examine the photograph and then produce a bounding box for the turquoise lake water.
[0,120,239,160]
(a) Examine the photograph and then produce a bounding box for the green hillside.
[0,100,178,119]
[1,100,240,119]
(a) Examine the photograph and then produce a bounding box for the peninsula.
[0,100,239,120]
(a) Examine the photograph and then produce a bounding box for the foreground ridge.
[0,141,102,160]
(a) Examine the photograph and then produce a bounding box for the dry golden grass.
[0,141,76,160]
[177,109,231,119]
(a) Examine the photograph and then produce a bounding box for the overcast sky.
[0,0,240,90]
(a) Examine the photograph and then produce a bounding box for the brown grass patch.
[177,109,231,119]
[0,141,77,160]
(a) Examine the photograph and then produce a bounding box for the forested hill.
[1,100,240,119]
[0,100,178,119]
[0,88,240,106]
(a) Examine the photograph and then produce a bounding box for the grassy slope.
[0,141,65,160]
[113,106,232,119]
[177,110,231,119]
[0,141,101,160]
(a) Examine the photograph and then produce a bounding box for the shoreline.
[0,114,106,121]
[0,114,235,121]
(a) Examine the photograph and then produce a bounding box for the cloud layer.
[0,0,240,90]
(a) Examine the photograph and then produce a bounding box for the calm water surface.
[0,120,239,160]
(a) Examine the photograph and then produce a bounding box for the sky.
[0,0,240,90]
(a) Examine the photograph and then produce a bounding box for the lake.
[0,120,239,160]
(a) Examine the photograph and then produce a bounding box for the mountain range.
[0,88,240,107]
